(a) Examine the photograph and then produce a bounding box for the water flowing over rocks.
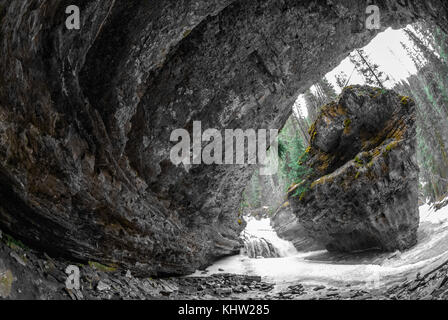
[241,232,280,258]
[0,0,448,277]
[289,86,419,252]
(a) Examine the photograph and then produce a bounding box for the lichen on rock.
[289,85,419,252]
[0,269,13,298]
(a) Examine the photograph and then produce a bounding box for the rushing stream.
[191,201,448,292]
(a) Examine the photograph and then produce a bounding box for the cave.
[1,0,448,301]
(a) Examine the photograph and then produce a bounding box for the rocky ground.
[3,226,448,300]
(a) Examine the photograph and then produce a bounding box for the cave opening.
[2,0,448,300]
[230,22,448,288]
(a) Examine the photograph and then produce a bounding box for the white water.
[191,201,448,290]
[242,218,298,257]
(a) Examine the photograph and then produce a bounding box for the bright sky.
[294,26,418,118]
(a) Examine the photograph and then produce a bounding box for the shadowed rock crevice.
[271,202,324,252]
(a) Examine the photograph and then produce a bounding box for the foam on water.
[190,201,448,290]
[243,217,298,257]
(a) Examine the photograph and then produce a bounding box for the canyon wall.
[0,0,447,275]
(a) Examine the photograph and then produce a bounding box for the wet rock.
[197,284,206,291]
[1,239,281,300]
[241,233,280,258]
[10,251,26,267]
[97,281,111,292]
[290,86,419,252]
[271,202,323,252]
[159,280,178,296]
[72,289,84,300]
[326,292,339,297]
[288,284,305,295]
[246,276,262,282]
[215,287,232,295]
[433,197,448,211]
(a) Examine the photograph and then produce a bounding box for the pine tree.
[335,71,349,90]
[349,49,390,88]
[395,22,448,201]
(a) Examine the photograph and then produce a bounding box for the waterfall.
[240,217,298,258]
[241,232,280,258]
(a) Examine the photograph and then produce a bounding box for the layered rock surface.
[289,86,419,252]
[0,1,447,275]
[271,202,323,252]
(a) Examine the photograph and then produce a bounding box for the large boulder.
[289,86,419,252]
[271,202,323,252]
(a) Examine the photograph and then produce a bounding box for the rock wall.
[271,202,323,252]
[289,86,419,252]
[0,0,447,275]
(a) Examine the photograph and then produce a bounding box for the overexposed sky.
[294,26,418,118]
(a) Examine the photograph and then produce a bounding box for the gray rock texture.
[0,1,447,275]
[289,86,419,252]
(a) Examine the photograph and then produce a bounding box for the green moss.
[310,174,334,189]
[290,180,311,199]
[183,29,191,38]
[343,118,352,135]
[371,148,381,158]
[308,123,315,135]
[2,233,28,251]
[354,156,363,166]
[372,88,387,98]
[317,153,331,172]
[344,118,351,127]
[0,270,13,298]
[308,123,317,142]
[381,141,399,158]
[88,261,117,273]
[385,141,399,152]
[400,96,410,106]
[355,171,361,179]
